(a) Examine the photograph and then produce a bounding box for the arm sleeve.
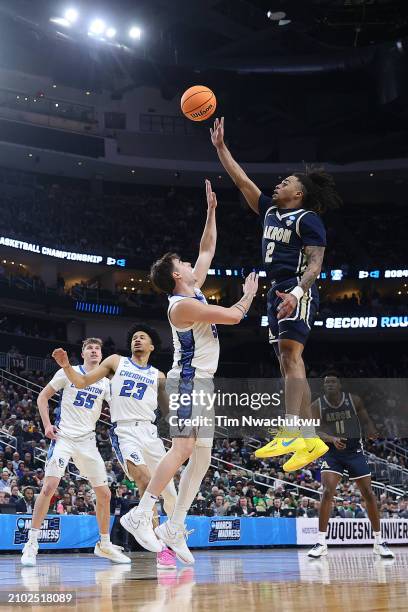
[258,193,273,224]
[298,212,326,246]
[48,369,68,392]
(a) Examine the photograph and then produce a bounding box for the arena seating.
[1,363,407,520]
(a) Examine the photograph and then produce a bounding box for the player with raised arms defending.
[51,326,178,569]
[211,117,342,472]
[105,179,258,563]
[22,338,130,566]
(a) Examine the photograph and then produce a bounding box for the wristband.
[290,286,304,301]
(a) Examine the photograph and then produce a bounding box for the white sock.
[300,424,316,438]
[317,531,326,545]
[136,491,158,513]
[373,531,382,544]
[28,528,40,543]
[170,446,211,528]
[284,413,300,434]
[100,533,110,546]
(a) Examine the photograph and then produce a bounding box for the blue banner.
[182,516,297,547]
[0,514,115,551]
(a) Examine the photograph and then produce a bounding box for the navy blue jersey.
[318,392,362,451]
[259,193,326,283]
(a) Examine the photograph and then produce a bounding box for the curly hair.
[293,165,342,214]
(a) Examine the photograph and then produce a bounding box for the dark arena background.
[0,1,408,610]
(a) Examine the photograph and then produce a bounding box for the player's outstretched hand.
[243,271,259,297]
[205,179,217,210]
[276,290,297,320]
[52,348,70,368]
[44,424,58,441]
[210,116,224,149]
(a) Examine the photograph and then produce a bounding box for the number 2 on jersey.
[119,379,147,400]
[265,241,275,263]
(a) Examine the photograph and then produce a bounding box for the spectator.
[296,497,310,517]
[225,486,239,507]
[72,497,89,515]
[229,496,256,517]
[211,494,228,517]
[269,498,284,517]
[9,484,22,505]
[105,461,117,484]
[15,487,36,514]
[0,468,11,493]
[19,467,37,488]
[11,452,20,472]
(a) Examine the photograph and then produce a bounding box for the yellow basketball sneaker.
[283,437,329,472]
[255,428,306,458]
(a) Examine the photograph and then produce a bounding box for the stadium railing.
[1,368,406,502]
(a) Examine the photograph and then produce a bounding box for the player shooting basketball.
[211,116,342,472]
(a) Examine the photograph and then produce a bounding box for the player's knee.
[42,482,58,497]
[95,486,111,503]
[173,441,194,464]
[280,348,302,372]
[322,485,336,499]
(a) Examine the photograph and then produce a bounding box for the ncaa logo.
[58,458,65,468]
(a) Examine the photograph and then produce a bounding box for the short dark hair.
[150,252,180,294]
[126,324,161,352]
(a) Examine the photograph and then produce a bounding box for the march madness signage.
[14,517,61,545]
[209,519,241,543]
[296,518,408,545]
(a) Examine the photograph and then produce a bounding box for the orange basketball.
[181,85,216,122]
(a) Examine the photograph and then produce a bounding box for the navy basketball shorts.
[320,447,371,480]
[267,277,319,345]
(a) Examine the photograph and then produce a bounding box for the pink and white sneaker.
[157,546,177,569]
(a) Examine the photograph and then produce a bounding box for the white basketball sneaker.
[307,543,328,558]
[373,541,394,559]
[120,509,162,553]
[21,540,39,566]
[155,521,194,565]
[94,542,131,564]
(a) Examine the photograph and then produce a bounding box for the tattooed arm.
[276,245,325,321]
[299,246,325,293]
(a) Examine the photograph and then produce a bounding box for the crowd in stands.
[0,179,407,269]
[1,366,407,524]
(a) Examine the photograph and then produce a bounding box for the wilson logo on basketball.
[190,104,213,118]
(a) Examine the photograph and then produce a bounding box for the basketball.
[181,85,216,122]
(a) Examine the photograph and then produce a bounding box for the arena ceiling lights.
[49,7,142,48]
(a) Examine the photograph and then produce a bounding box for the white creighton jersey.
[110,356,159,423]
[49,365,110,438]
[167,288,220,377]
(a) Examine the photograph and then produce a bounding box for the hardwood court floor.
[1,548,407,611]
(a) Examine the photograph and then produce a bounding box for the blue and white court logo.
[14,517,61,545]
[209,519,241,543]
